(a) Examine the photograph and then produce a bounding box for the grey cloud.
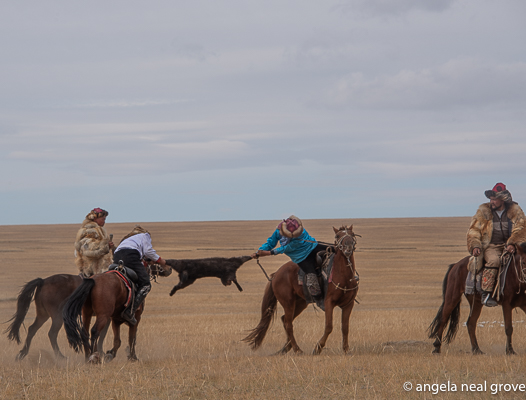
[323,59,526,109]
[337,0,456,17]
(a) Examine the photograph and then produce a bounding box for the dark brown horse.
[243,225,359,355]
[5,274,112,361]
[63,263,171,363]
[428,242,526,355]
[5,274,83,360]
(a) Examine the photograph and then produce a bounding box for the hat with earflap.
[485,182,513,203]
[86,207,108,221]
[278,215,304,238]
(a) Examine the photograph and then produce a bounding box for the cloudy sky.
[1,0,525,225]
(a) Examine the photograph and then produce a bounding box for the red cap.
[492,183,506,192]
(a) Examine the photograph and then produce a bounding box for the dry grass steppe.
[1,218,526,399]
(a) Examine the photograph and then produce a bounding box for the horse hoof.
[506,349,517,355]
[88,353,102,364]
[432,348,441,354]
[104,353,115,363]
[472,349,484,355]
[127,355,139,362]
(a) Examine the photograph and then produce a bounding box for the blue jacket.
[259,229,318,264]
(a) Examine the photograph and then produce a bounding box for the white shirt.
[115,233,160,261]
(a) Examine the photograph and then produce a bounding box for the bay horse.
[5,274,83,360]
[63,263,171,363]
[428,242,526,355]
[243,225,359,355]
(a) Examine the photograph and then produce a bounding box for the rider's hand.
[506,244,515,254]
[472,248,481,257]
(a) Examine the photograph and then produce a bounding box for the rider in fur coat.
[74,208,114,277]
[467,183,526,306]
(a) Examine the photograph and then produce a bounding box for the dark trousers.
[297,244,329,275]
[113,249,151,289]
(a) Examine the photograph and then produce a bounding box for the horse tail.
[242,277,277,350]
[63,278,95,353]
[4,278,44,344]
[427,263,461,343]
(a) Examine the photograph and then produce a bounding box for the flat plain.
[1,218,526,399]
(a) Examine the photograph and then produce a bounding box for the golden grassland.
[1,218,526,399]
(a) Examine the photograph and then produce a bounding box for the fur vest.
[74,219,112,277]
[467,202,526,272]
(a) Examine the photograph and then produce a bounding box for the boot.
[306,273,325,311]
[121,286,150,326]
[481,291,498,307]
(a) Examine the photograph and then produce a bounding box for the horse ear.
[348,224,353,231]
[333,226,338,234]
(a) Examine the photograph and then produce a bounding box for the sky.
[1,0,526,225]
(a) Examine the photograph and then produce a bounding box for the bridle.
[331,228,359,293]
[147,263,170,283]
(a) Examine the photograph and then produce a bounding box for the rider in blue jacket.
[252,216,328,310]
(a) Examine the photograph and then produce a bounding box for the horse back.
[37,274,83,310]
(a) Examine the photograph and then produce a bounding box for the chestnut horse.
[243,225,359,355]
[428,242,526,355]
[63,263,171,362]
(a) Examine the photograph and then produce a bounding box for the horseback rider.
[113,226,168,325]
[467,183,526,307]
[252,216,329,310]
[74,208,115,277]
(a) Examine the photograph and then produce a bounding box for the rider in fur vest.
[74,208,114,277]
[467,183,526,307]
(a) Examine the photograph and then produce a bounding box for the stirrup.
[121,308,137,325]
[481,292,498,307]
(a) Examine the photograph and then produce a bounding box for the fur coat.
[467,202,526,272]
[74,219,113,277]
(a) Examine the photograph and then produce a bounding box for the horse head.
[333,225,357,259]
[147,261,173,278]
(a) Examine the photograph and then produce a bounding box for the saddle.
[107,261,138,308]
[298,251,335,306]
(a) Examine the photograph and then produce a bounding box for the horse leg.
[96,320,111,355]
[88,317,110,364]
[313,303,335,355]
[126,323,139,362]
[340,299,356,354]
[465,294,484,355]
[275,299,307,355]
[502,302,516,355]
[16,312,49,361]
[104,320,121,363]
[48,311,67,359]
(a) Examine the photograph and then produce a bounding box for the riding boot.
[121,286,150,326]
[306,273,325,311]
[481,291,498,307]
